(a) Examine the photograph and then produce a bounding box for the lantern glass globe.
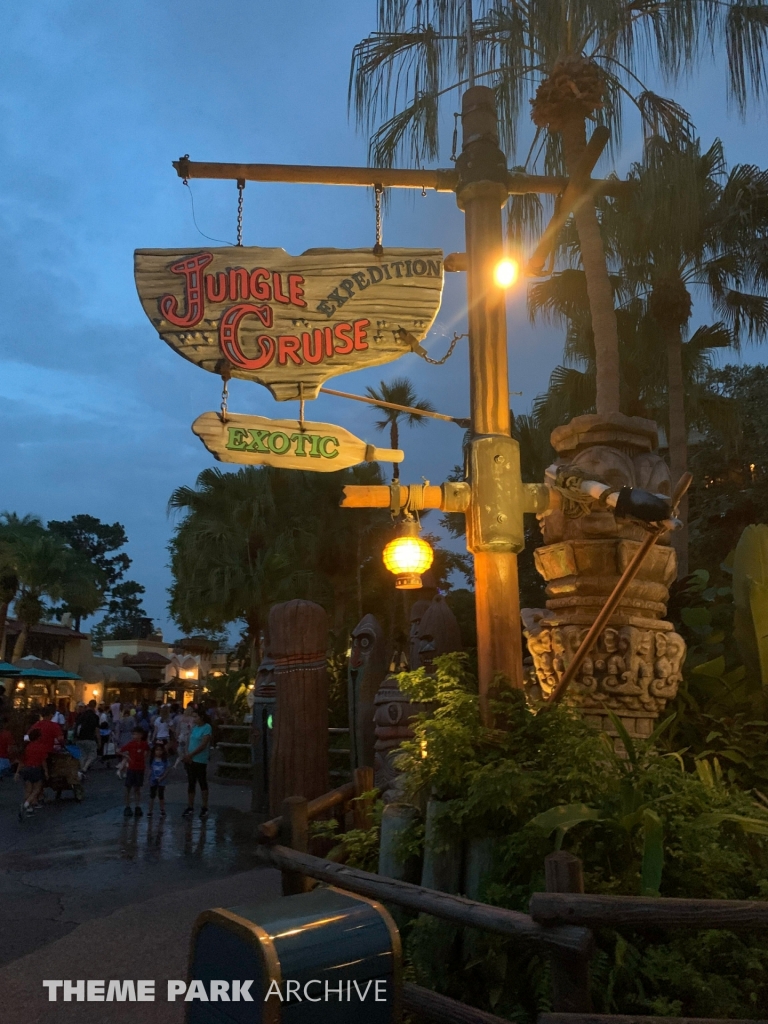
[383,526,434,590]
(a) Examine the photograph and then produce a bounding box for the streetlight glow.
[494,258,519,288]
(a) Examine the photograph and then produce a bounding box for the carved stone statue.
[415,595,462,671]
[523,412,686,748]
[373,675,429,802]
[408,599,431,669]
[347,614,387,770]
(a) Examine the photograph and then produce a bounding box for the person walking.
[74,700,100,775]
[116,707,135,750]
[16,726,48,819]
[147,742,169,816]
[0,716,16,780]
[97,705,111,759]
[119,726,149,818]
[182,707,212,819]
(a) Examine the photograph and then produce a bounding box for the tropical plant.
[351,0,768,419]
[388,653,768,1019]
[605,138,768,572]
[0,513,43,659]
[365,376,436,480]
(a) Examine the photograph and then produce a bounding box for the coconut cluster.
[531,56,604,130]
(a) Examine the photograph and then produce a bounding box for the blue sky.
[1,1,767,638]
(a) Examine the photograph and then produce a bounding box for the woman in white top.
[174,705,195,760]
[150,705,172,747]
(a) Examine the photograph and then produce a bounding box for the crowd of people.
[0,696,232,822]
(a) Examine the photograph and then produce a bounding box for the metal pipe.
[319,386,467,426]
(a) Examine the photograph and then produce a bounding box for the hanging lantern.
[383,518,434,590]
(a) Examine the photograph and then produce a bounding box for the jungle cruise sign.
[134,246,444,401]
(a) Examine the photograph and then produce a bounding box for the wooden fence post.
[280,795,311,895]
[268,599,329,815]
[544,851,592,1012]
[353,766,375,830]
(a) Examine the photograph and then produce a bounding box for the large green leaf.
[640,809,664,896]
[607,709,638,765]
[681,606,712,628]
[527,804,604,836]
[691,656,726,678]
[694,812,768,836]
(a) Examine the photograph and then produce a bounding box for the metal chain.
[220,377,229,422]
[419,331,467,365]
[450,112,460,162]
[236,178,245,246]
[373,183,384,256]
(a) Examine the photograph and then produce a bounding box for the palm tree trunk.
[560,118,621,417]
[665,324,689,578]
[12,623,28,662]
[0,601,9,661]
[391,420,400,482]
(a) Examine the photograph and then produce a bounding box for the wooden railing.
[255,776,768,1024]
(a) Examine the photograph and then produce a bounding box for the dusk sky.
[2,1,767,639]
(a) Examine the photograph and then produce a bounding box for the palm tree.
[350,1,768,417]
[169,467,292,669]
[0,514,43,660]
[10,531,102,662]
[607,138,768,573]
[365,376,436,480]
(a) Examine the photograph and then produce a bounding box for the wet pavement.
[0,760,269,968]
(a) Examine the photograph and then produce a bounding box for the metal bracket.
[466,435,524,553]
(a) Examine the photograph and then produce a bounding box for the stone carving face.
[350,618,380,673]
[416,596,462,672]
[408,600,431,670]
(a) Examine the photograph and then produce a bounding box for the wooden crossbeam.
[173,157,628,197]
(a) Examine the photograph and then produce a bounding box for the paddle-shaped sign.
[192,412,404,472]
[135,246,444,401]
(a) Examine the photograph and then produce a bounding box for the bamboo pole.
[459,87,524,714]
[548,473,693,705]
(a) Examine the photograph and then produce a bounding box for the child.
[148,742,169,816]
[15,727,47,819]
[119,726,149,818]
[0,716,16,780]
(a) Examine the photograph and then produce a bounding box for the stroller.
[45,748,84,802]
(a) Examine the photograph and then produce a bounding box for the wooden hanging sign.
[192,411,404,472]
[134,246,443,401]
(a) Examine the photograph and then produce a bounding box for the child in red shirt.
[0,717,15,778]
[120,727,149,818]
[16,727,48,818]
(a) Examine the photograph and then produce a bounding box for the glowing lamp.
[383,519,434,590]
[494,258,519,288]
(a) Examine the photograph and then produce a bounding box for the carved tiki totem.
[347,613,388,771]
[523,413,686,749]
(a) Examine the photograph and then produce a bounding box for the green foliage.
[204,667,250,718]
[49,514,142,633]
[732,524,768,685]
[664,567,768,792]
[309,792,383,872]
[90,580,150,649]
[390,654,768,1019]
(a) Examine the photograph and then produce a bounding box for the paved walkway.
[0,760,281,1022]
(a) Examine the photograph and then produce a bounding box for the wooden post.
[458,86,524,716]
[280,795,311,895]
[353,765,374,830]
[544,851,592,1012]
[268,599,330,815]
